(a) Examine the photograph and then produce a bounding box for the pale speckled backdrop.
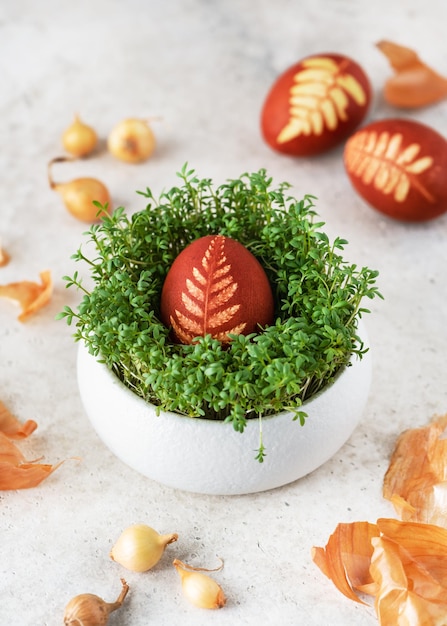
[1,1,446,624]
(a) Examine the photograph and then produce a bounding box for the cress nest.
[61,166,381,433]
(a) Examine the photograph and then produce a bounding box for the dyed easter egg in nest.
[261,53,371,156]
[160,235,274,344]
[344,118,447,221]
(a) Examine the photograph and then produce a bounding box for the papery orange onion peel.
[0,400,63,489]
[377,40,447,108]
[313,518,447,625]
[0,400,37,439]
[311,521,379,603]
[0,240,10,267]
[372,518,447,626]
[383,413,447,527]
[0,432,63,489]
[0,270,52,321]
[313,412,447,625]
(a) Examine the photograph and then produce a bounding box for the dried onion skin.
[377,40,447,108]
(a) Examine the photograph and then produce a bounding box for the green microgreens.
[58,164,382,460]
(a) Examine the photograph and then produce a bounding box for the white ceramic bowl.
[77,327,371,495]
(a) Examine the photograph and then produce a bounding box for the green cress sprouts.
[58,165,381,461]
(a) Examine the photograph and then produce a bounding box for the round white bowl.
[77,328,372,495]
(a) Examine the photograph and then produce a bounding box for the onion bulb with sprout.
[63,578,129,626]
[62,114,98,157]
[107,118,156,163]
[110,523,178,572]
[48,156,111,223]
[173,558,226,609]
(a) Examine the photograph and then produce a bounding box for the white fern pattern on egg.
[277,56,367,144]
[345,130,435,203]
[170,235,247,343]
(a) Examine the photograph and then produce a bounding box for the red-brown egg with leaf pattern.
[261,53,372,156]
[344,118,447,221]
[160,235,274,345]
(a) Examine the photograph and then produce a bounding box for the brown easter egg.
[344,118,447,221]
[261,53,371,156]
[160,235,274,344]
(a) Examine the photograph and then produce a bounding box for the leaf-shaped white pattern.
[170,236,246,344]
[277,57,367,144]
[345,130,436,204]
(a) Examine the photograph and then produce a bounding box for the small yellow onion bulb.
[63,578,129,626]
[173,558,226,609]
[110,523,178,572]
[62,114,98,157]
[48,156,111,222]
[107,118,156,163]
